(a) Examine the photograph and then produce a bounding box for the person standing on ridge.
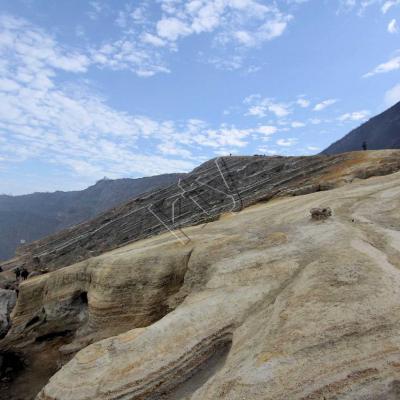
[21,267,29,280]
[14,267,21,280]
[362,141,367,151]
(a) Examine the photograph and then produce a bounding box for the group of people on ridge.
[14,267,29,280]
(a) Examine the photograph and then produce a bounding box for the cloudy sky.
[0,0,399,194]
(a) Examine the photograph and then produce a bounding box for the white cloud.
[157,17,192,41]
[90,39,170,77]
[382,0,400,13]
[3,15,279,181]
[168,0,292,48]
[0,78,20,92]
[247,105,267,117]
[338,0,386,15]
[0,8,322,190]
[338,110,370,121]
[257,125,278,136]
[4,11,171,78]
[117,0,292,71]
[291,121,306,128]
[336,0,400,16]
[141,33,167,47]
[307,146,320,151]
[313,99,338,111]
[338,0,358,12]
[276,138,297,146]
[384,83,400,106]
[269,103,291,117]
[206,54,245,71]
[6,1,286,79]
[157,143,193,158]
[87,1,107,20]
[115,2,149,28]
[245,95,291,118]
[192,126,251,148]
[93,0,294,74]
[388,18,398,33]
[364,55,400,77]
[296,98,310,108]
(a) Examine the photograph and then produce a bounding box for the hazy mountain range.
[0,174,184,261]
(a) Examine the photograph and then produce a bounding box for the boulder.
[310,207,332,220]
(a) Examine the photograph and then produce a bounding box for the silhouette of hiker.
[14,267,21,280]
[362,141,367,151]
[20,268,29,280]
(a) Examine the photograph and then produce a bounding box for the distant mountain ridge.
[0,174,185,261]
[322,101,400,154]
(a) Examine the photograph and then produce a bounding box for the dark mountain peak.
[322,101,400,155]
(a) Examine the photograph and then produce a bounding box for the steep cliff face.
[3,150,400,274]
[6,243,192,346]
[322,101,400,154]
[1,152,400,399]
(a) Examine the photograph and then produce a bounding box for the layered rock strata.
[3,150,400,273]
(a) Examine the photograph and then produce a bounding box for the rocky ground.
[1,150,400,399]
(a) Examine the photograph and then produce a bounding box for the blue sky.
[0,0,400,194]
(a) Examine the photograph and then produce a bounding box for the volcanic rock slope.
[1,150,400,399]
[3,150,400,273]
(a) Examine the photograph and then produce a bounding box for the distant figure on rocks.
[20,268,29,280]
[14,267,21,280]
[362,141,367,151]
[0,266,3,273]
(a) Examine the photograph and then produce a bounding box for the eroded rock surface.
[5,245,193,348]
[2,151,400,399]
[6,168,400,399]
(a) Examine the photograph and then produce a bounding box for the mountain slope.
[3,150,400,273]
[0,174,184,261]
[322,101,400,154]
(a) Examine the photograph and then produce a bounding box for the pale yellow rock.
[11,170,400,399]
